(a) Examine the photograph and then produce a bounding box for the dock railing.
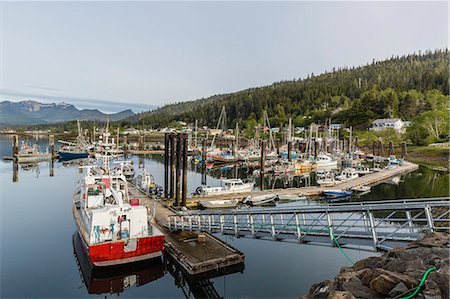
[167,197,450,252]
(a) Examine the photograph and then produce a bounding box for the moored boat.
[322,189,352,198]
[315,154,338,169]
[336,168,359,182]
[73,158,165,267]
[199,199,239,209]
[243,194,278,206]
[194,179,253,196]
[16,142,52,162]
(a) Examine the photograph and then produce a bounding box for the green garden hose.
[399,267,437,299]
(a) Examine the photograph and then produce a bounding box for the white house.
[370,118,406,133]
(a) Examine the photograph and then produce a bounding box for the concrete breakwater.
[302,232,449,299]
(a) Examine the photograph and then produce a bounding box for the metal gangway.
[167,197,450,252]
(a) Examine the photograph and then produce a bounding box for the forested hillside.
[126,50,448,131]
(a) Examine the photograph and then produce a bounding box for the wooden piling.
[389,141,394,156]
[49,135,55,157]
[287,141,292,161]
[12,135,18,160]
[372,141,376,156]
[123,135,128,155]
[314,140,320,158]
[379,141,384,156]
[402,142,407,159]
[260,140,266,191]
[175,134,182,206]
[182,134,188,207]
[170,134,175,199]
[164,133,169,198]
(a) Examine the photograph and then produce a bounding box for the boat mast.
[210,106,226,149]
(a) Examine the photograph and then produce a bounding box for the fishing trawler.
[72,156,164,267]
[58,120,91,161]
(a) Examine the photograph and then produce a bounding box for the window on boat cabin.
[87,187,100,196]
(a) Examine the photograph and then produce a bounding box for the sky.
[0,1,448,113]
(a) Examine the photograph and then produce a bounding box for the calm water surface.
[0,136,448,298]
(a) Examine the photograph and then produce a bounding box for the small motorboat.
[351,185,371,192]
[277,194,307,202]
[243,194,278,206]
[315,154,338,169]
[194,179,254,196]
[322,189,352,199]
[199,199,239,209]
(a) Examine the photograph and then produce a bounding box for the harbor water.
[0,136,448,298]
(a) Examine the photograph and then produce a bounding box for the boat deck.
[128,184,245,275]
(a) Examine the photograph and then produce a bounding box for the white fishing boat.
[194,179,254,196]
[243,194,278,206]
[16,142,52,162]
[113,161,135,180]
[315,154,338,169]
[199,199,239,209]
[354,165,371,175]
[72,157,165,267]
[336,168,359,182]
[316,170,336,186]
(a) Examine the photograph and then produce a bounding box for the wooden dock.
[127,184,245,275]
[189,161,420,203]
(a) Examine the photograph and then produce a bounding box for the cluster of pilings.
[164,133,188,207]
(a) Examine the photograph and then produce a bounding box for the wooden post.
[389,141,394,156]
[123,135,128,155]
[354,136,358,149]
[379,141,384,156]
[372,141,376,156]
[314,140,320,158]
[164,133,169,198]
[276,139,280,155]
[49,135,55,157]
[402,142,407,159]
[12,135,18,160]
[287,141,292,161]
[260,140,266,191]
[169,134,175,199]
[182,134,188,207]
[49,158,54,177]
[201,139,207,185]
[175,134,182,206]
[13,160,18,182]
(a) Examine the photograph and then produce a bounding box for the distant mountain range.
[0,100,136,126]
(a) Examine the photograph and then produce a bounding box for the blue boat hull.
[59,151,89,161]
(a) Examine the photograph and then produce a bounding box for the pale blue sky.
[0,1,448,112]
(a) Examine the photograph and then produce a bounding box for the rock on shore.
[302,232,449,299]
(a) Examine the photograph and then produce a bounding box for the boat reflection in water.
[73,232,245,298]
[73,232,165,295]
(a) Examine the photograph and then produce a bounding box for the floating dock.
[190,161,419,204]
[128,184,245,275]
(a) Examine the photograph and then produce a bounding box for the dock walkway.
[190,162,419,203]
[128,184,245,275]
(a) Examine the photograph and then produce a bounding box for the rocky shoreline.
[302,232,449,299]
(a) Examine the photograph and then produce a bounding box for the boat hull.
[73,206,164,267]
[59,151,89,161]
